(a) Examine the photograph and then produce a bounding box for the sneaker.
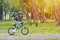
[12,28,18,32]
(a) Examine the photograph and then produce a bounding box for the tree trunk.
[30,0,39,27]
[0,6,3,20]
[38,0,45,23]
[57,5,60,25]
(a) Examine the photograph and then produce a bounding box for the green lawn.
[0,20,60,34]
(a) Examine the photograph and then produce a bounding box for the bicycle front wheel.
[21,27,29,35]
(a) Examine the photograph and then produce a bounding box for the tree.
[0,0,3,20]
[57,0,60,25]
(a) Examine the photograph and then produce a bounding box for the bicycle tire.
[21,27,29,35]
[8,27,15,35]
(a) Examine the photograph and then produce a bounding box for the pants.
[14,20,18,27]
[14,20,23,29]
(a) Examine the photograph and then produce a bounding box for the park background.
[0,0,60,34]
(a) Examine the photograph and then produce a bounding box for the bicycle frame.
[15,23,24,30]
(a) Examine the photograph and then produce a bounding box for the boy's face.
[18,14,23,17]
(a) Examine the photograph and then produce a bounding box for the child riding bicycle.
[12,11,23,32]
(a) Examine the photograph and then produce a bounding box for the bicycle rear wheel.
[8,27,15,35]
[21,27,29,35]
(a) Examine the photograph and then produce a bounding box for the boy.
[12,11,23,32]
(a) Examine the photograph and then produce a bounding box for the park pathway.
[0,34,60,40]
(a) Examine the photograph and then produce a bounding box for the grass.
[0,20,60,34]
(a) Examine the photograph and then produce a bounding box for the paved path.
[0,34,60,40]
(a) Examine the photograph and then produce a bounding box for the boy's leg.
[12,20,18,32]
[14,20,18,28]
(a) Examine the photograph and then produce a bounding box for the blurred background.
[0,0,60,34]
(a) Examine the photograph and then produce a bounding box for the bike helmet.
[18,11,23,14]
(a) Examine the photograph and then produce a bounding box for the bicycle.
[8,23,29,35]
